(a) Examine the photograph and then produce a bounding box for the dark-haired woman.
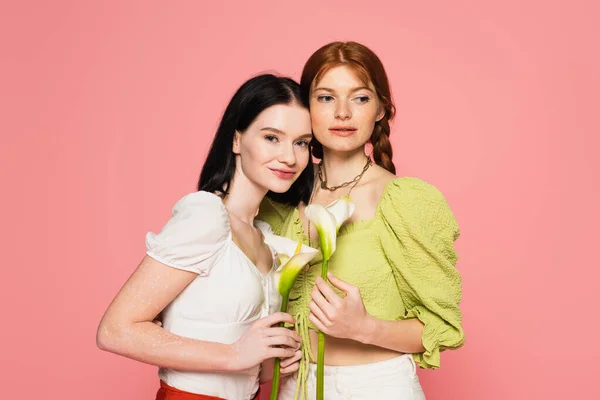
[259,42,465,399]
[97,74,314,400]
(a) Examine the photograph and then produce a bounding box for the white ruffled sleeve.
[145,191,230,276]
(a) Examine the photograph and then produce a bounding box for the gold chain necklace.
[317,157,372,191]
[306,157,372,247]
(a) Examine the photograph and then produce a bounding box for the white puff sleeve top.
[145,191,279,400]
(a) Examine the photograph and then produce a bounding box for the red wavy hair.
[300,41,396,174]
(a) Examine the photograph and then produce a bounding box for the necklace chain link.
[306,157,372,247]
[317,157,372,191]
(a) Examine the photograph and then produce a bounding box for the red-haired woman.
[259,42,465,399]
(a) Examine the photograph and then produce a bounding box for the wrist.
[221,343,241,372]
[356,314,379,344]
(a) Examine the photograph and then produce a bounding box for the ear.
[375,105,385,122]
[232,130,241,154]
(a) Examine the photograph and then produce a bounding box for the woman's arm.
[97,255,300,372]
[359,316,425,354]
[308,274,425,354]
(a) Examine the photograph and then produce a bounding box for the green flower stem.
[317,332,325,400]
[320,256,329,280]
[316,257,329,400]
[270,295,290,400]
[270,357,282,400]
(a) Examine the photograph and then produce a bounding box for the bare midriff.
[308,330,402,366]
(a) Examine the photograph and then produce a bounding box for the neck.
[223,162,266,225]
[321,147,369,187]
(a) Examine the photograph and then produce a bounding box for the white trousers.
[278,354,426,400]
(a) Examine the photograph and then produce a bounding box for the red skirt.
[155,380,261,400]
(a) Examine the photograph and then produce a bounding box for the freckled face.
[310,66,385,153]
[233,104,312,193]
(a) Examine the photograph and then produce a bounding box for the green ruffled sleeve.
[380,178,465,369]
[257,197,295,236]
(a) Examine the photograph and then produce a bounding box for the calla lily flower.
[264,234,319,300]
[304,196,355,260]
[264,234,317,400]
[304,196,355,400]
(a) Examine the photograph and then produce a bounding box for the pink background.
[1,1,598,399]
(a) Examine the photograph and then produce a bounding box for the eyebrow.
[313,86,374,94]
[261,127,285,134]
[261,127,313,139]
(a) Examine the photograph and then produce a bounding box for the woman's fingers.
[281,360,300,375]
[255,312,295,328]
[326,273,359,296]
[308,313,329,335]
[264,327,301,343]
[269,347,297,359]
[280,349,302,368]
[308,300,332,327]
[266,335,300,349]
[315,276,343,305]
[311,284,336,319]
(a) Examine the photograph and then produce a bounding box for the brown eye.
[317,95,334,102]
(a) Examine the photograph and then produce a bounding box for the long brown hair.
[300,41,396,174]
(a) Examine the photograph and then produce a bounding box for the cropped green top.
[258,177,464,378]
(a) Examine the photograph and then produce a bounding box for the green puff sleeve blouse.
[258,177,465,372]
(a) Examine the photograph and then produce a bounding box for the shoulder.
[154,191,231,243]
[379,177,456,230]
[173,191,227,217]
[383,177,447,203]
[146,191,231,273]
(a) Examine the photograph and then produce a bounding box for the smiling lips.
[269,168,296,180]
[329,126,357,137]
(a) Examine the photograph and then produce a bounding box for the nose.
[335,100,351,120]
[278,142,297,166]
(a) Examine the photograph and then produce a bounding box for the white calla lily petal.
[305,197,355,260]
[263,232,318,297]
[264,234,301,263]
[282,249,319,270]
[326,196,356,229]
[305,204,338,259]
[277,250,318,295]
